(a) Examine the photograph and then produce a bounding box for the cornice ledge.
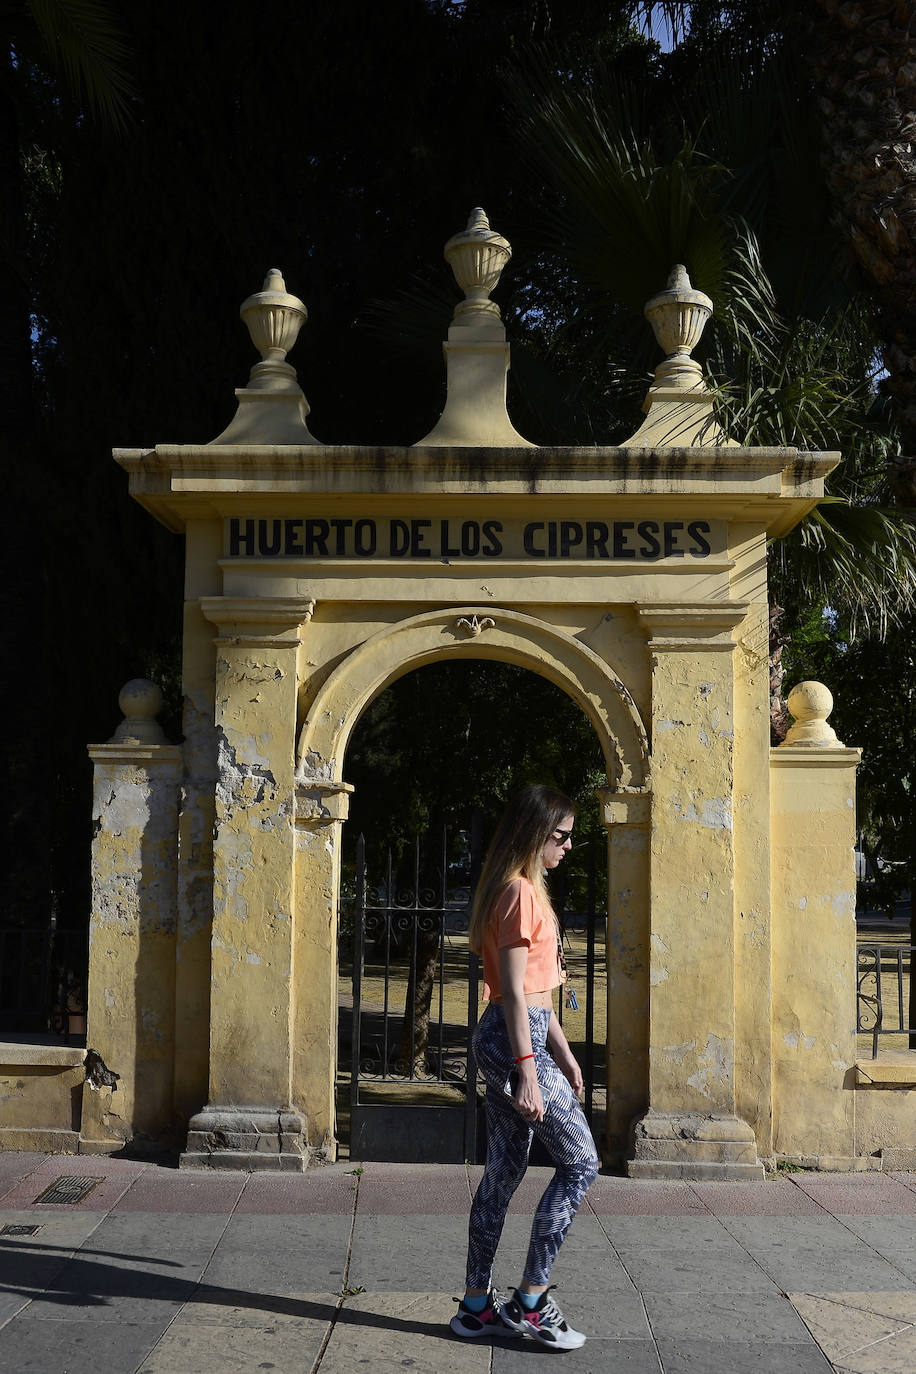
[113,443,840,477]
[770,746,862,767]
[200,595,316,628]
[637,602,749,631]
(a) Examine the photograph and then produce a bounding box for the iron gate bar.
[384,846,393,1077]
[584,836,596,1124]
[464,810,483,1162]
[856,943,915,1058]
[438,824,447,1075]
[350,833,367,1115]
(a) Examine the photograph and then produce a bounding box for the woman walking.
[450,785,599,1351]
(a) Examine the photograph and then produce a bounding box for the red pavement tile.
[687,1179,825,1216]
[890,1171,916,1195]
[234,1167,359,1214]
[355,1162,471,1214]
[0,1155,147,1211]
[586,1176,711,1216]
[112,1168,248,1213]
[0,1152,45,1196]
[790,1172,916,1214]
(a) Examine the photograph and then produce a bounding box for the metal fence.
[0,924,88,1041]
[856,943,915,1057]
[342,823,603,1162]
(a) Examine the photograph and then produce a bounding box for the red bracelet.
[515,1054,535,1063]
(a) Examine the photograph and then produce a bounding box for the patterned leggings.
[465,1002,599,1290]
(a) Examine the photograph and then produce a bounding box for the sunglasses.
[552,827,573,843]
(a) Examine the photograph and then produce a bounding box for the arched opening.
[335,656,611,1162]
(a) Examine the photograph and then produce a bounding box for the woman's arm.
[547,1012,584,1096]
[498,942,544,1122]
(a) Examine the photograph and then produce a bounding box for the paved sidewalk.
[0,1154,914,1373]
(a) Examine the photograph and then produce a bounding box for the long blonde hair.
[469,785,576,953]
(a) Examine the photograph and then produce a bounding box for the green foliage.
[787,610,916,917]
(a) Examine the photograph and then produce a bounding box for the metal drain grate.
[33,1176,104,1205]
[0,1224,41,1236]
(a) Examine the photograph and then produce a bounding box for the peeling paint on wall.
[686,1034,734,1098]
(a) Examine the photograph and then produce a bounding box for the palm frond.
[26,0,134,131]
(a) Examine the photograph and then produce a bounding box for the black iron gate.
[341,822,604,1163]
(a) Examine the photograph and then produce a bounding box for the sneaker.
[450,1290,518,1339]
[500,1287,587,1350]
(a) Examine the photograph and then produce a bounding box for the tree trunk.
[399,924,439,1076]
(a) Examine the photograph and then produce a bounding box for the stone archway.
[290,604,651,1160]
[295,605,649,792]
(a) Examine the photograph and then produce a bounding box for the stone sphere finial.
[110,678,168,745]
[443,207,512,327]
[783,681,843,747]
[644,264,713,389]
[239,268,308,389]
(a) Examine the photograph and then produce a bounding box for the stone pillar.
[174,518,220,1126]
[292,778,354,1158]
[82,681,183,1152]
[628,603,765,1179]
[181,596,315,1170]
[771,683,861,1164]
[600,789,651,1164]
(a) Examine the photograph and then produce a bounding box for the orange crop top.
[481,876,562,1001]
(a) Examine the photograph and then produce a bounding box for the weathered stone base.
[627,1110,766,1181]
[0,1128,80,1153]
[180,1105,310,1171]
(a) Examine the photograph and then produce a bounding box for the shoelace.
[533,1293,565,1326]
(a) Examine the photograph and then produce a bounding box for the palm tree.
[807,0,916,497]
[629,1,916,484]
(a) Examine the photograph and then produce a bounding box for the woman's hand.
[514,1061,544,1122]
[546,1015,584,1096]
[551,1042,584,1096]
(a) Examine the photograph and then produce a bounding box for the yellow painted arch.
[295,605,649,790]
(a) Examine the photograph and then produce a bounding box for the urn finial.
[644,264,713,387]
[443,207,512,328]
[240,268,308,385]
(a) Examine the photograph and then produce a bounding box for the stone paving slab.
[0,1211,107,1317]
[613,1245,778,1294]
[347,1214,468,1291]
[600,1214,736,1249]
[688,1178,826,1216]
[833,1217,916,1281]
[586,1177,710,1216]
[234,1167,358,1214]
[355,1162,472,1214]
[494,1336,662,1371]
[15,1211,229,1323]
[113,1168,248,1213]
[321,1292,492,1374]
[655,1336,834,1371]
[0,1316,167,1373]
[136,1291,336,1374]
[642,1288,815,1343]
[792,1175,916,1215]
[0,1155,147,1212]
[791,1293,916,1367]
[202,1213,354,1295]
[0,1154,44,1197]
